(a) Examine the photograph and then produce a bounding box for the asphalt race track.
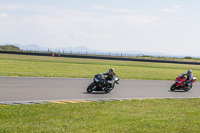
[1,77,200,102]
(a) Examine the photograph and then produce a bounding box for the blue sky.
[0,0,200,56]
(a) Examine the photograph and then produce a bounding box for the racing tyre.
[105,85,114,93]
[87,83,96,93]
[170,83,176,91]
[185,84,192,91]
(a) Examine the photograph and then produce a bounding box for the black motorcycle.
[87,73,120,93]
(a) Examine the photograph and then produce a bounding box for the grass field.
[1,53,200,132]
[1,99,200,132]
[1,53,200,80]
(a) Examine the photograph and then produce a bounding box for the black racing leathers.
[103,71,116,88]
[182,72,193,86]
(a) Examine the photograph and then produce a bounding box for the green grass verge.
[1,99,200,132]
[1,53,200,80]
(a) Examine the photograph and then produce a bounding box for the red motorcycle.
[170,75,197,91]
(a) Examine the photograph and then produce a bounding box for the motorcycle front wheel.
[87,83,96,93]
[170,83,176,91]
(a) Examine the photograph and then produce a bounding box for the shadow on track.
[82,92,108,94]
[168,90,187,93]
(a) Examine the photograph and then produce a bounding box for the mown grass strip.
[1,53,200,80]
[1,99,200,132]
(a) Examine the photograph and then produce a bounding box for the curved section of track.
[0,77,200,102]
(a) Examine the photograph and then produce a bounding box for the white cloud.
[0,13,8,17]
[0,3,59,14]
[173,5,182,9]
[161,8,174,13]
[92,5,143,14]
[0,6,160,49]
[1,3,190,54]
[0,4,22,10]
[112,8,144,14]
[92,5,106,10]
[161,5,182,13]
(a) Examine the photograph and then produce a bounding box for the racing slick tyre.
[185,84,192,91]
[170,83,176,91]
[87,83,96,93]
[105,85,114,93]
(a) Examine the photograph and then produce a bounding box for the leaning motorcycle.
[170,75,197,91]
[87,73,120,93]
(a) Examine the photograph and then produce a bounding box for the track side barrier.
[1,50,200,65]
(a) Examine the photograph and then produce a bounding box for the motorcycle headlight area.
[176,79,182,83]
[94,77,99,82]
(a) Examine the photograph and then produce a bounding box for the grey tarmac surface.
[0,76,200,103]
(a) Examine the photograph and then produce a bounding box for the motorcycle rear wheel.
[87,83,96,93]
[105,85,115,93]
[170,83,176,91]
[185,84,192,91]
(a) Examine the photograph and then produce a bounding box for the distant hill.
[0,43,186,58]
[0,45,20,51]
